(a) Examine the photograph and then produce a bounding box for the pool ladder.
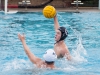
[71,0,84,12]
[18,0,31,9]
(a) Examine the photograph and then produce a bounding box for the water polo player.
[53,15,71,60]
[18,33,57,69]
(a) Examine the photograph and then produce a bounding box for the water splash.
[71,31,87,63]
[1,59,32,72]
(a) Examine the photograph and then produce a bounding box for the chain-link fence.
[79,0,98,7]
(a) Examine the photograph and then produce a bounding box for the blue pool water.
[0,12,100,75]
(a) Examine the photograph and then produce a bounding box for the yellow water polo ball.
[43,5,56,18]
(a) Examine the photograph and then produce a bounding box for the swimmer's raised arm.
[18,33,41,64]
[54,15,60,31]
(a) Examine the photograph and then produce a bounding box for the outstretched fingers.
[18,33,25,42]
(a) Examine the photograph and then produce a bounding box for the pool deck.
[8,7,100,13]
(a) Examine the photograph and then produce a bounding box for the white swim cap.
[43,49,57,62]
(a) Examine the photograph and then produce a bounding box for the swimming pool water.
[0,12,100,75]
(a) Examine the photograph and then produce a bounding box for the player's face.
[55,30,61,42]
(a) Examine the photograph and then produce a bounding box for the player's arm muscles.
[54,15,60,31]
